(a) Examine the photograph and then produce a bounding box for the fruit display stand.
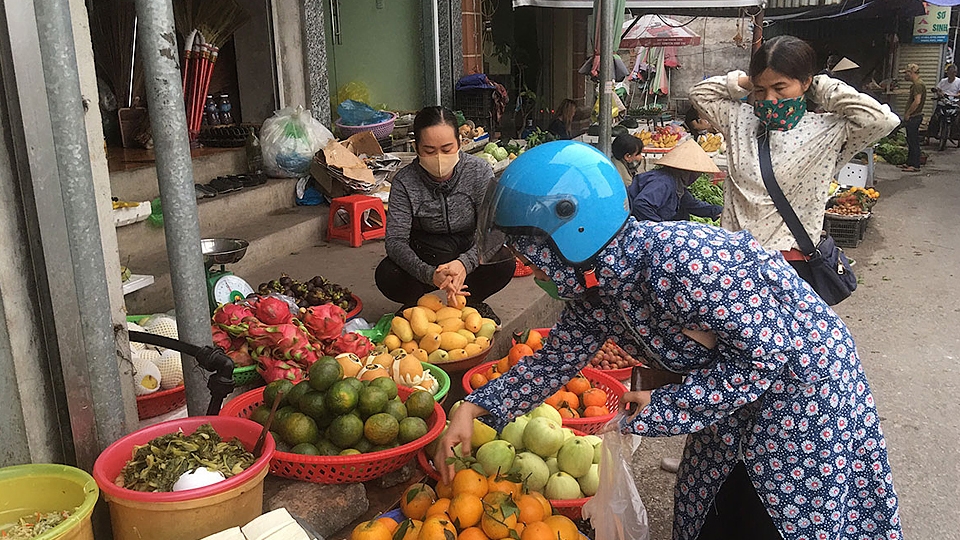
[462,364,626,435]
[414,439,592,520]
[219,386,445,483]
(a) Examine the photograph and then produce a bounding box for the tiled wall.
[462,0,483,75]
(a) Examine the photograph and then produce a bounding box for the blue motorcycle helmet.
[476,140,630,266]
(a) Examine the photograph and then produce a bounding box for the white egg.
[172,468,226,491]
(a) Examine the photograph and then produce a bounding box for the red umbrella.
[620,14,701,49]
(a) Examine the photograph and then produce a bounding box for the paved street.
[628,150,960,540]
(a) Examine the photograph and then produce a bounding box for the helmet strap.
[581,268,599,289]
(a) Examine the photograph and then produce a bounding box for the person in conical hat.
[626,138,723,222]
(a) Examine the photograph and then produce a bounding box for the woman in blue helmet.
[436,141,902,540]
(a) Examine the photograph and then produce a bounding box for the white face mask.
[419,152,460,179]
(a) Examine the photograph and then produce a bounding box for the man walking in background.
[902,63,926,172]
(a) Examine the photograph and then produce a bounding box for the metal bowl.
[201,238,249,267]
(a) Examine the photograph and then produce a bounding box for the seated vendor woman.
[627,139,722,222]
[375,106,514,320]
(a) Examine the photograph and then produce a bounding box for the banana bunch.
[698,134,722,153]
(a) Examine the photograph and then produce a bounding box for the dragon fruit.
[226,342,254,367]
[256,296,293,325]
[256,357,304,383]
[211,324,233,350]
[299,304,346,341]
[212,303,254,326]
[327,332,374,358]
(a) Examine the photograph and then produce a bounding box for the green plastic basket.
[232,365,262,386]
[423,362,450,404]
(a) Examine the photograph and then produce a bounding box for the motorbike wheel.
[939,121,949,151]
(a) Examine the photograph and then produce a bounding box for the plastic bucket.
[93,417,275,540]
[0,464,98,540]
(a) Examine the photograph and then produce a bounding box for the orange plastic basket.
[135,385,186,420]
[462,364,625,435]
[219,385,445,483]
[415,448,589,520]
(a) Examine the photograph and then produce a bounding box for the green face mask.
[535,277,569,301]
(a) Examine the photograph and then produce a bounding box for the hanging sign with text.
[914,4,951,43]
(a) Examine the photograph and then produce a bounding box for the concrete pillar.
[67,0,139,431]
[303,0,332,125]
[0,88,65,467]
[273,1,308,108]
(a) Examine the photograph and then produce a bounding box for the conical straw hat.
[656,139,720,173]
[833,57,859,72]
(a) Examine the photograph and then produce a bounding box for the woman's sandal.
[901,166,921,172]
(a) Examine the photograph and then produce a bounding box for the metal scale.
[201,238,254,313]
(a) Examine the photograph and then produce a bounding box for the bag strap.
[757,132,818,256]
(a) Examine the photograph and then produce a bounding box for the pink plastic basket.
[335,112,398,140]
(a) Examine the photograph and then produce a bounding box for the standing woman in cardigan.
[688,36,898,284]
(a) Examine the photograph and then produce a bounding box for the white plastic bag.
[260,106,335,178]
[582,413,650,540]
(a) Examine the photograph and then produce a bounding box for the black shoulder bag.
[757,133,857,305]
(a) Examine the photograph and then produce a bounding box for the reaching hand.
[436,401,487,484]
[619,390,652,422]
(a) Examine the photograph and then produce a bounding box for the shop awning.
[511,0,759,8]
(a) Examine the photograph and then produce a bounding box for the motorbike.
[931,94,960,151]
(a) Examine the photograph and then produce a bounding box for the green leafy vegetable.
[1,510,73,539]
[525,128,556,149]
[688,174,724,207]
[690,215,720,226]
[119,423,255,492]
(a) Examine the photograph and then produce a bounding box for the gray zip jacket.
[385,152,494,284]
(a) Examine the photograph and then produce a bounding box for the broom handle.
[190,43,208,134]
[195,46,219,133]
[181,30,197,98]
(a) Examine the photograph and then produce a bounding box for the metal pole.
[135,0,213,415]
[33,0,130,452]
[598,0,615,156]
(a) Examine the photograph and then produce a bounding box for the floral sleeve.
[465,300,604,431]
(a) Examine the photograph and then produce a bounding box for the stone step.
[110,148,248,203]
[117,177,303,268]
[124,205,331,314]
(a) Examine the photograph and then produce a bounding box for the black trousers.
[375,256,514,306]
[905,114,922,168]
[697,462,781,540]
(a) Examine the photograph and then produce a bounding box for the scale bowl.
[202,238,249,268]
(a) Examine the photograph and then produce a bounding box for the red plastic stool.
[326,194,386,247]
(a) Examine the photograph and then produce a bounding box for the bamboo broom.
[189,0,250,133]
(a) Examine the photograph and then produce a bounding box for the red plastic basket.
[93,416,274,503]
[219,385,445,483]
[136,385,186,420]
[462,365,625,435]
[415,446,589,520]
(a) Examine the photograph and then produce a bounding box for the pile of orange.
[544,376,609,419]
[469,330,544,390]
[352,470,581,540]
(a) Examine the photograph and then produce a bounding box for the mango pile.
[385,294,497,364]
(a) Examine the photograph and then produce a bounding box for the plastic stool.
[326,194,386,247]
